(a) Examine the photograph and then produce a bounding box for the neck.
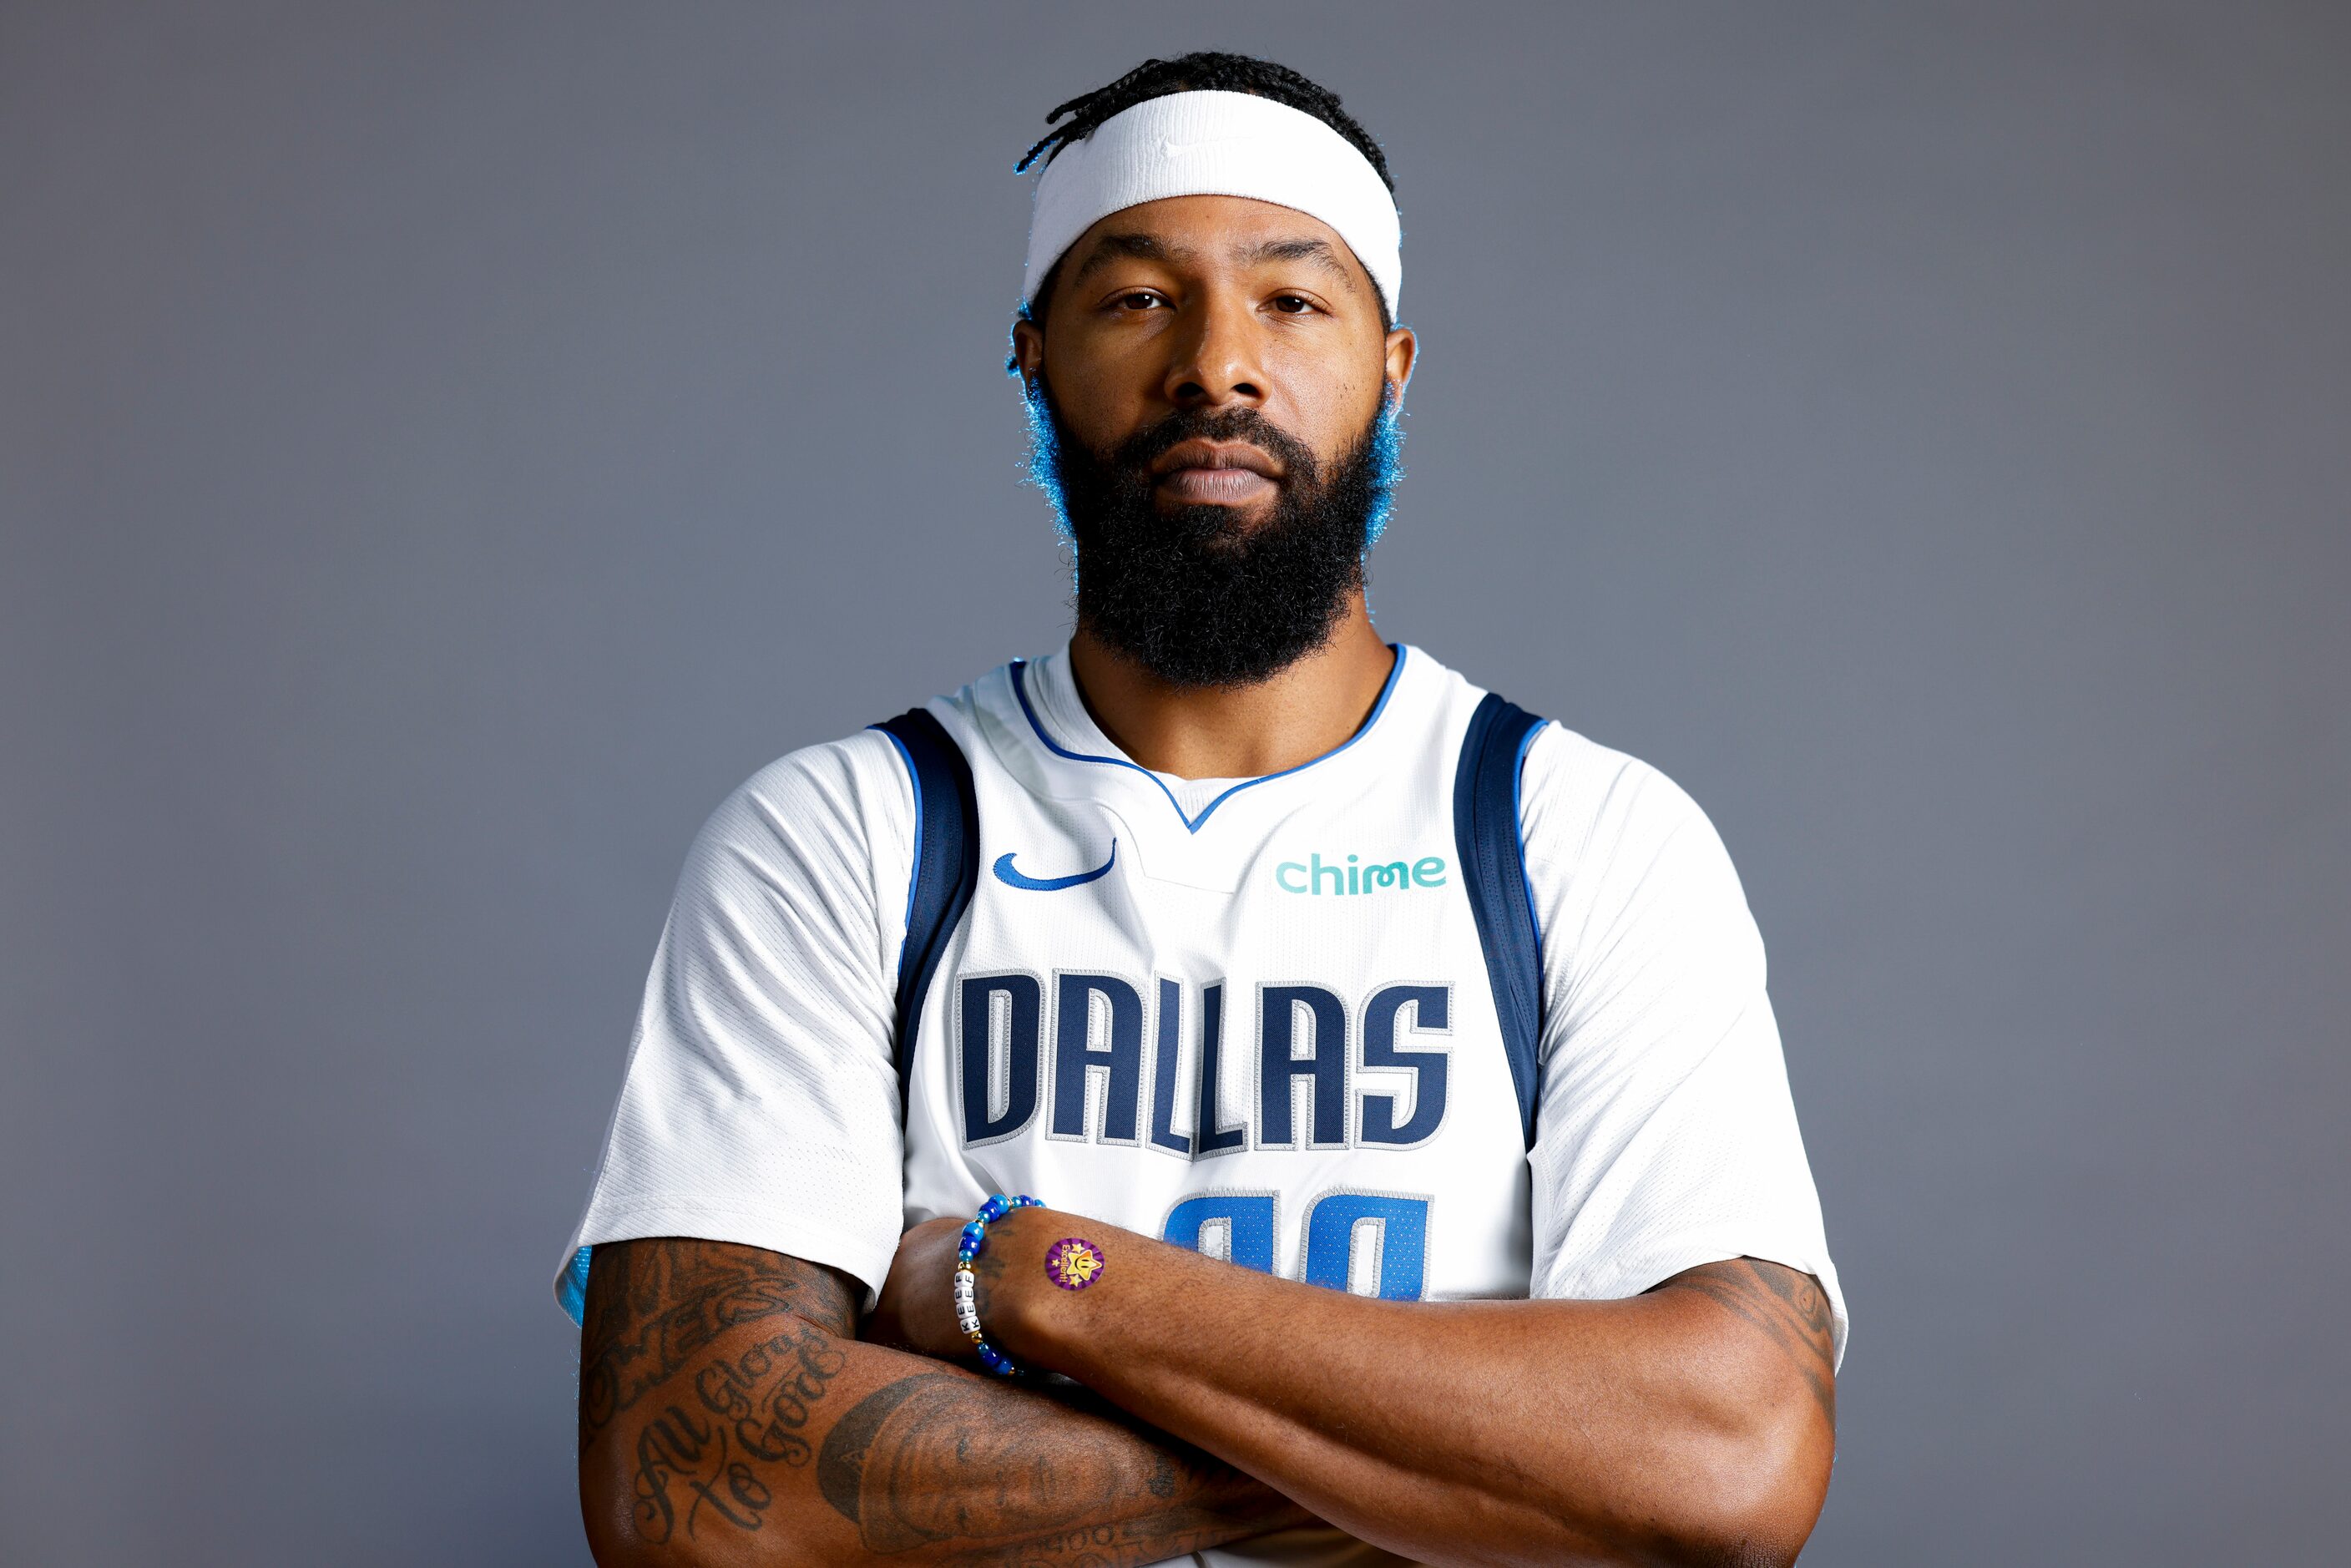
[1065,596,1395,780]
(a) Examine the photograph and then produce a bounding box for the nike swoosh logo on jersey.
[992,841,1117,892]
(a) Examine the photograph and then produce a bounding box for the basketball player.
[560,53,1845,1567]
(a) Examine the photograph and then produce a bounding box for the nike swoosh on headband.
[1155,136,1254,157]
[992,841,1118,892]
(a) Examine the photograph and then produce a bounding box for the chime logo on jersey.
[955,974,1453,1152]
[1272,851,1448,896]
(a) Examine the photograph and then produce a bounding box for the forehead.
[1056,195,1373,296]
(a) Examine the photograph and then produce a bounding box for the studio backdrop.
[3,3,2344,1564]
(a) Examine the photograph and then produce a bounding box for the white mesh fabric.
[1519,723,1848,1366]
[554,655,1847,1378]
[556,729,915,1308]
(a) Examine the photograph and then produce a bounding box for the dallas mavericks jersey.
[885,646,1541,1302]
[559,641,1844,1568]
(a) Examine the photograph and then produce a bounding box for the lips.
[1151,439,1282,504]
[1151,439,1282,481]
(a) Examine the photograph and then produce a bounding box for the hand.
[865,1214,971,1359]
[866,1206,1089,1365]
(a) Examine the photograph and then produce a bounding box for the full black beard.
[1039,387,1392,689]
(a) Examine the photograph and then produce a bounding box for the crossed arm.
[577,1220,1835,1567]
[578,1239,1302,1567]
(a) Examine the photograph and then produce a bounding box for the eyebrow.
[1066,231,1363,295]
[1236,236,1360,292]
[1068,232,1196,285]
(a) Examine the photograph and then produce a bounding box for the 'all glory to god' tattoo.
[629,1320,848,1544]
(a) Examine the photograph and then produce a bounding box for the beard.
[1030,382,1399,689]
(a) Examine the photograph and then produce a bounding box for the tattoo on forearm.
[579,1238,857,1453]
[584,1237,1277,1562]
[698,1321,849,1467]
[626,1319,849,1543]
[817,1373,1267,1560]
[1669,1258,1837,1423]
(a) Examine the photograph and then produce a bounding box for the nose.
[1161,291,1267,411]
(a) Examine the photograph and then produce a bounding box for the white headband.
[1022,89,1401,322]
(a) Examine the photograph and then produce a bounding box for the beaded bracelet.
[953,1192,1041,1377]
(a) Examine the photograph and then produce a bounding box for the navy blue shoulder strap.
[1453,692,1550,1147]
[871,708,979,1109]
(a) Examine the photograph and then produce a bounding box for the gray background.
[4,2,2344,1562]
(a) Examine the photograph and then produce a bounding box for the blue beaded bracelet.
[953,1192,1040,1376]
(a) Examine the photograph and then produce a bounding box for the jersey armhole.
[1453,694,1550,1147]
[868,710,980,1112]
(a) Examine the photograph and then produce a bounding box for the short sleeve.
[1518,725,1847,1366]
[554,729,917,1319]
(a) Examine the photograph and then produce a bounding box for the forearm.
[579,1239,1307,1568]
[980,1218,1834,1567]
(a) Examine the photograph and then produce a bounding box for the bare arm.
[881,1211,1837,1568]
[577,1237,1310,1567]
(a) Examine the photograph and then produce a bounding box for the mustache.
[1105,407,1320,485]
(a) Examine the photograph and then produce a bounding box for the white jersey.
[559,642,1844,1568]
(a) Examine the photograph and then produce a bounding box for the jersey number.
[1162,1191,1431,1300]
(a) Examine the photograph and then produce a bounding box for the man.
[559,52,1845,1568]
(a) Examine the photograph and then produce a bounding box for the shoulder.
[1514,722,1763,984]
[667,727,920,942]
[1516,721,1726,878]
[693,728,914,865]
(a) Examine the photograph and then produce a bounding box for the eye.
[1268,293,1320,316]
[1113,291,1166,311]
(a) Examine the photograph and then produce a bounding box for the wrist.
[973,1203,1055,1353]
[979,1206,1120,1370]
[953,1193,1049,1375]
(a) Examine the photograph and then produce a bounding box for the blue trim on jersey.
[1007,645,1409,834]
[873,726,925,936]
[1513,716,1550,949]
[993,840,1117,891]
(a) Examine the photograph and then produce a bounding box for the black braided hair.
[1017,51,1393,192]
[1014,52,1393,331]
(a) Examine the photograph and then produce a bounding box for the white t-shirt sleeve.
[1518,724,1847,1365]
[554,729,916,1319]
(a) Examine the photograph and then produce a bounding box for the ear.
[1382,324,1418,406]
[1011,317,1048,395]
